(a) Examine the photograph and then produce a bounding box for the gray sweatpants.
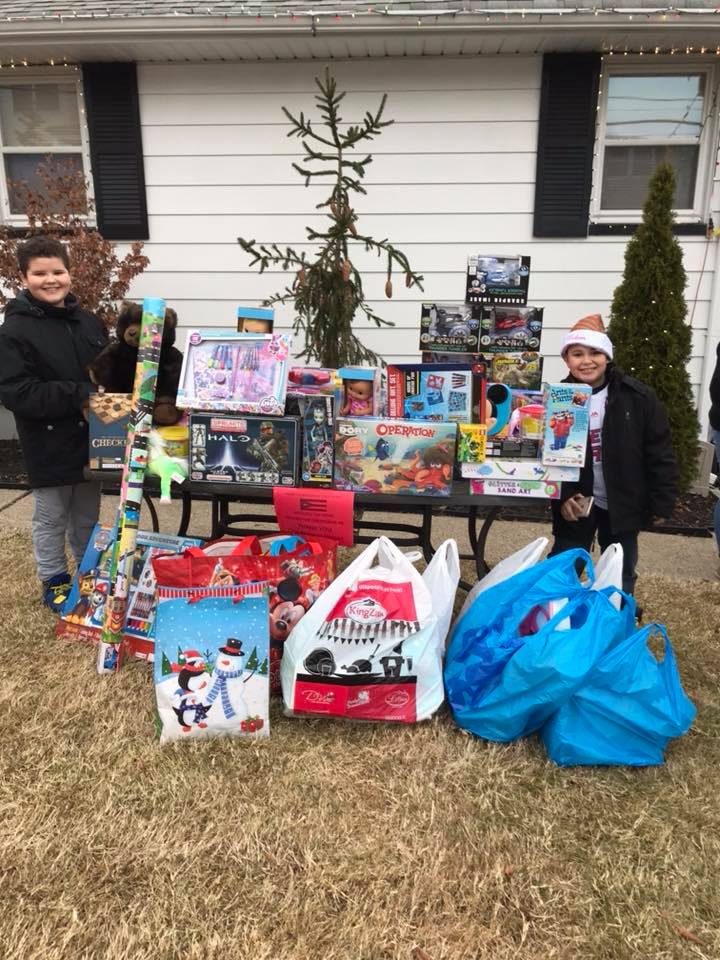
[31,481,102,582]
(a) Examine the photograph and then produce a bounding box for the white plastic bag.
[592,544,624,609]
[281,536,457,723]
[458,536,549,621]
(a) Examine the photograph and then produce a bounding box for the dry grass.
[1,525,719,960]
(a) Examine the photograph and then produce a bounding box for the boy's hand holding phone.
[560,493,594,522]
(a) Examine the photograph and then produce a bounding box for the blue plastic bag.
[445,548,593,710]
[541,623,696,766]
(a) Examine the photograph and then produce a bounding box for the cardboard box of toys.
[479,306,544,353]
[176,329,291,415]
[88,393,132,469]
[386,363,483,424]
[541,383,592,468]
[190,413,300,486]
[335,367,383,418]
[333,417,457,497]
[418,302,485,354]
[466,254,531,305]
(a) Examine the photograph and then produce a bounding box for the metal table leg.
[177,490,193,537]
[471,506,501,579]
[142,493,159,533]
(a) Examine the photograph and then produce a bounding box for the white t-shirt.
[589,385,608,509]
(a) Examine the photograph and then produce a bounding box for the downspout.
[698,132,720,436]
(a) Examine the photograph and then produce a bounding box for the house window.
[0,76,90,220]
[593,64,716,222]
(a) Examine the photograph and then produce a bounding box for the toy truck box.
[333,417,457,497]
[541,383,592,468]
[478,306,544,353]
[418,302,486,354]
[386,363,484,424]
[190,413,300,486]
[466,254,531,305]
[88,393,132,469]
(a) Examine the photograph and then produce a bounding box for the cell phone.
[574,494,594,518]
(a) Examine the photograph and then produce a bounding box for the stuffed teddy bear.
[88,301,184,425]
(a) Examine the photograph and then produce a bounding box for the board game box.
[418,302,486,354]
[190,413,299,486]
[386,363,483,423]
[333,417,457,497]
[466,254,531,305]
[541,382,592,467]
[56,524,203,659]
[478,306,544,353]
[177,329,291,415]
[491,352,543,391]
[88,392,131,469]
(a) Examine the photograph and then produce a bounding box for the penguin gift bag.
[153,584,270,744]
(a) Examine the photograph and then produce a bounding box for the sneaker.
[42,573,72,614]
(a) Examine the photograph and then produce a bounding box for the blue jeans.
[712,429,720,555]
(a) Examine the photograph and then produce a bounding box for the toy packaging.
[466,254,531,305]
[457,423,487,464]
[334,417,457,497]
[287,366,339,396]
[461,459,580,481]
[336,367,382,418]
[418,302,485,354]
[469,478,561,499]
[88,393,131,469]
[154,588,270,743]
[479,306,544,353]
[297,395,334,486]
[421,351,491,376]
[541,382,592,467]
[57,523,203,659]
[176,329,291,415]
[485,437,541,459]
[190,413,299,486]
[386,363,482,423]
[236,306,274,333]
[491,352,543,391]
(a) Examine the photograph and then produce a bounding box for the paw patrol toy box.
[190,413,300,486]
[333,417,457,497]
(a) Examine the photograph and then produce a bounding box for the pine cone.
[405,272,412,288]
[341,260,352,282]
[385,278,393,299]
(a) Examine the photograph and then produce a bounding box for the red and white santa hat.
[560,314,613,360]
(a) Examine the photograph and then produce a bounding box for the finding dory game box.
[333,417,457,497]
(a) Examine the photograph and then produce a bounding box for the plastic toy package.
[541,383,592,468]
[336,367,383,418]
[333,417,457,497]
[466,254,531,306]
[176,329,291,415]
[298,395,335,485]
[418,302,485,354]
[479,306,544,353]
[190,413,299,486]
[56,523,203,659]
[286,366,340,396]
[386,363,484,423]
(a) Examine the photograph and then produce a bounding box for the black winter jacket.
[551,365,678,535]
[0,291,108,486]
[709,340,720,432]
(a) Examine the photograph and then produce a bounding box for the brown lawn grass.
[0,526,718,960]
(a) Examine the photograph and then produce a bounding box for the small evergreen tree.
[238,69,423,368]
[608,161,699,493]
[245,647,259,672]
[258,658,268,676]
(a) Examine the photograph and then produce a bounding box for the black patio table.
[86,468,547,584]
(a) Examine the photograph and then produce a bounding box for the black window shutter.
[82,62,149,241]
[533,53,601,238]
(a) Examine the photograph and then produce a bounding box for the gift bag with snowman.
[153,583,270,743]
[281,537,459,723]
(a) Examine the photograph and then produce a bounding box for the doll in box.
[341,378,374,416]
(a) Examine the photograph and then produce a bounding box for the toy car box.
[466,254,531,306]
[334,417,457,497]
[88,393,132,470]
[541,382,592,468]
[478,306,544,353]
[418,302,486,354]
[386,363,484,424]
[177,329,291,415]
[190,413,300,486]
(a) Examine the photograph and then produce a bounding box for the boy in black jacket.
[0,237,108,612]
[549,315,678,595]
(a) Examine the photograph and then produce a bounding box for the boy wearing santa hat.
[549,314,677,596]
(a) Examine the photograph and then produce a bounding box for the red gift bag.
[152,534,337,692]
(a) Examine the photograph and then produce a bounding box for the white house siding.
[123,56,713,398]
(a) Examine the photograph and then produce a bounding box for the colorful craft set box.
[461,459,580,481]
[190,413,299,486]
[491,352,543,391]
[479,306,544,353]
[470,478,561,499]
[466,254,531,305]
[177,329,291,415]
[333,417,457,497]
[418,302,485,354]
[386,363,482,424]
[57,523,203,659]
[541,382,592,467]
[296,395,334,486]
[88,393,131,469]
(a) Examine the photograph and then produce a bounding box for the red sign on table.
[272,487,355,547]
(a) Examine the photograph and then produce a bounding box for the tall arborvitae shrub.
[608,161,699,493]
